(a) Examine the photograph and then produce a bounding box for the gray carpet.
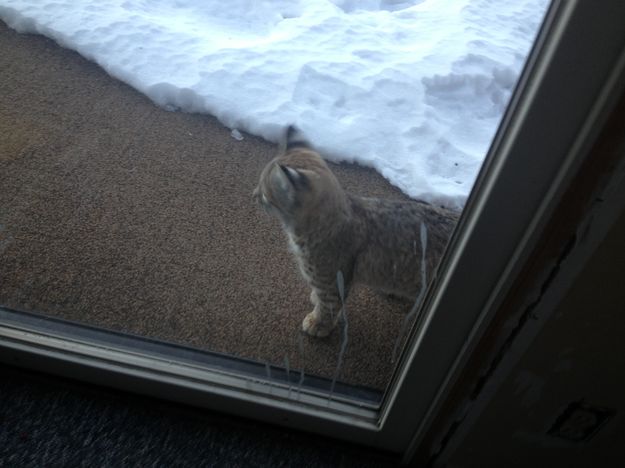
[0,364,399,467]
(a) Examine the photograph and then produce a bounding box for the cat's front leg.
[302,266,352,337]
[302,302,337,338]
[302,285,347,337]
[309,289,318,305]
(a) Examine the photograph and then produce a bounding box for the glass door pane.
[0,0,549,410]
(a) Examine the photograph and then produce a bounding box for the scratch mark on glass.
[284,356,291,399]
[392,221,428,364]
[329,270,348,404]
[296,332,305,401]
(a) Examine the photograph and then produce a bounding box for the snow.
[231,128,244,141]
[0,0,548,207]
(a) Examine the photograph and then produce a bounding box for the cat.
[253,125,459,337]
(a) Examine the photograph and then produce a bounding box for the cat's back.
[349,194,459,298]
[351,195,458,243]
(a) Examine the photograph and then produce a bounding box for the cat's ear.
[270,164,308,204]
[279,164,309,189]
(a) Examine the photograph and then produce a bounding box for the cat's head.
[253,125,347,228]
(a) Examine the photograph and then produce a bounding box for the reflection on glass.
[0,0,550,405]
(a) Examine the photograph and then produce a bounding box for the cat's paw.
[302,311,334,338]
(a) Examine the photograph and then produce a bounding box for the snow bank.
[0,0,548,207]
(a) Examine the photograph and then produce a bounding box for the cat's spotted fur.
[253,126,459,337]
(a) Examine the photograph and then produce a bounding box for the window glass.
[0,0,549,404]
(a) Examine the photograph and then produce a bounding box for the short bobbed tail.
[282,125,310,151]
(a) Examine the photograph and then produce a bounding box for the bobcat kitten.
[253,126,459,337]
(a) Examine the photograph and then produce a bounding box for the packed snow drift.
[0,0,548,207]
